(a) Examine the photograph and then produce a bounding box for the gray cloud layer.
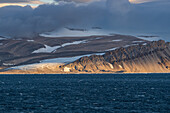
[0,0,170,38]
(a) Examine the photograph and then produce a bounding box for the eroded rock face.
[63,40,170,73]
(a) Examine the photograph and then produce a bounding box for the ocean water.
[0,74,169,113]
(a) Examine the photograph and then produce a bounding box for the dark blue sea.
[0,74,169,113]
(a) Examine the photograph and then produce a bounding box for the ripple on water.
[0,74,169,113]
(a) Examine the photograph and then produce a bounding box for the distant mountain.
[0,34,148,68]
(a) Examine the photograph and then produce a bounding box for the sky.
[0,0,55,8]
[0,0,163,8]
[0,0,161,8]
[0,0,170,41]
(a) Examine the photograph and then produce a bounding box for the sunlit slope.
[63,40,170,73]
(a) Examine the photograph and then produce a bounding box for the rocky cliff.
[62,40,170,73]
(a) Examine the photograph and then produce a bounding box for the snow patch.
[3,63,15,66]
[27,40,34,42]
[95,37,103,40]
[143,43,147,45]
[124,44,139,48]
[133,40,144,43]
[32,40,89,53]
[61,40,87,47]
[40,28,112,38]
[9,63,63,71]
[41,53,105,64]
[0,37,5,40]
[112,39,122,42]
[106,47,119,51]
[32,45,61,53]
[106,43,143,52]
[137,36,159,41]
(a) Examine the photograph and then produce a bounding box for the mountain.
[0,28,168,74]
[0,31,150,68]
[62,40,170,73]
[0,39,169,74]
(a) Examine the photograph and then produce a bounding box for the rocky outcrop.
[62,40,170,73]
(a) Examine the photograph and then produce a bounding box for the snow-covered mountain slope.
[0,30,158,68]
[40,28,112,38]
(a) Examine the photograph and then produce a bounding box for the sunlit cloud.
[56,0,101,3]
[0,3,25,7]
[0,0,45,8]
[129,0,158,4]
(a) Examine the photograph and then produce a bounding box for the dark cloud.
[0,0,170,39]
[0,1,109,38]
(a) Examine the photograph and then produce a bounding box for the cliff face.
[63,40,170,73]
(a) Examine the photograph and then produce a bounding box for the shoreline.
[0,72,170,75]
